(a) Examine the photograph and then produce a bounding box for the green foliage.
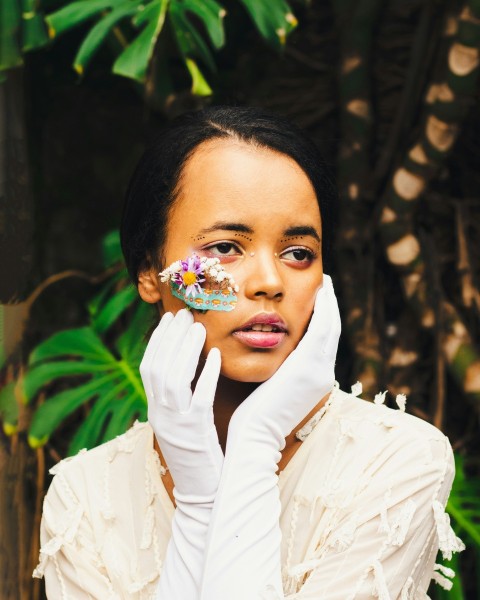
[0,0,48,71]
[21,231,155,455]
[1,0,297,93]
[447,454,480,547]
[431,455,480,598]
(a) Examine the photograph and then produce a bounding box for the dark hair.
[121,105,336,282]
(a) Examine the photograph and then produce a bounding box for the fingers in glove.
[322,276,341,360]
[139,311,174,397]
[192,347,221,411]
[149,309,194,404]
[302,275,339,353]
[166,322,207,411]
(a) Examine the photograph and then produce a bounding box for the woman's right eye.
[204,242,241,257]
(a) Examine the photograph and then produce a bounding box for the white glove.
[139,309,223,599]
[200,275,341,599]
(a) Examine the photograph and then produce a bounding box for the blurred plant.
[432,454,480,599]
[18,231,155,455]
[0,0,297,96]
[0,0,49,82]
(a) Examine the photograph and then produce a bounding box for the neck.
[212,375,258,452]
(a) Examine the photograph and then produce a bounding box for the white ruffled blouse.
[33,385,464,599]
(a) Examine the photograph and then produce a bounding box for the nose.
[243,251,284,301]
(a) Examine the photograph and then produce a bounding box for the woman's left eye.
[281,247,316,264]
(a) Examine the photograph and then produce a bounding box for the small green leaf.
[92,284,138,334]
[237,0,297,48]
[45,0,117,39]
[185,57,212,95]
[74,1,140,74]
[0,0,23,70]
[113,0,168,82]
[0,382,19,432]
[21,0,49,52]
[29,327,115,365]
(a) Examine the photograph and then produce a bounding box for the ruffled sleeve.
[33,463,121,599]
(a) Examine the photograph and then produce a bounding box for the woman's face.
[152,139,323,383]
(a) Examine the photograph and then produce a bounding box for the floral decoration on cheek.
[159,254,239,312]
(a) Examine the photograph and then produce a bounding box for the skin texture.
[138,139,328,499]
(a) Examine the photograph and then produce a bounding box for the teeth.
[251,324,275,332]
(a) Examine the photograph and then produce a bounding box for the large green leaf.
[101,392,145,443]
[45,0,119,38]
[91,284,138,333]
[74,0,141,74]
[29,327,115,365]
[88,270,126,320]
[237,0,297,48]
[179,0,226,49]
[0,382,19,434]
[102,229,123,267]
[0,0,22,70]
[116,300,153,364]
[67,391,118,454]
[23,359,111,402]
[28,373,116,447]
[113,0,168,82]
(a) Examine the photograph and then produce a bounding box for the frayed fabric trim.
[432,501,465,560]
[32,503,84,579]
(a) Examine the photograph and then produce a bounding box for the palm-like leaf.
[22,231,155,455]
[40,0,296,93]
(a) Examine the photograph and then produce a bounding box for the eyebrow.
[197,221,254,235]
[283,226,321,242]
[195,221,321,241]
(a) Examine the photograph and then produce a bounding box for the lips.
[232,313,287,348]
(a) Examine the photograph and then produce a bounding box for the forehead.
[171,139,321,228]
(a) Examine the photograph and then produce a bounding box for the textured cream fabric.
[33,386,464,599]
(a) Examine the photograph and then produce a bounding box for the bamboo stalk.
[334,0,384,396]
[378,0,480,413]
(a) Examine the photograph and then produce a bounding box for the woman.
[34,106,463,599]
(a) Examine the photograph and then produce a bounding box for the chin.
[220,354,285,383]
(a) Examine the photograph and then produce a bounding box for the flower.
[172,255,206,297]
[159,253,238,300]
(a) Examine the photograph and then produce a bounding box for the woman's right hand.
[139,308,223,501]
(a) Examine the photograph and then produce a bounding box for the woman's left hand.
[200,275,341,600]
[228,273,341,446]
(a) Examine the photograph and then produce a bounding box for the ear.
[138,268,162,304]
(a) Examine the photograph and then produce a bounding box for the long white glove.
[139,309,223,599]
[200,275,341,600]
